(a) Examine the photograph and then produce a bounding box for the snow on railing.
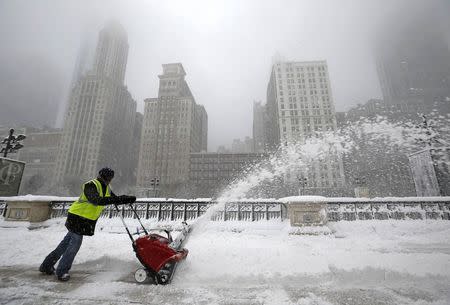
[48,199,286,222]
[1,196,448,222]
[326,201,450,221]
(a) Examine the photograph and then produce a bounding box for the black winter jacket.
[65,180,118,236]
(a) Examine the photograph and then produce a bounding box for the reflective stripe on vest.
[68,179,111,220]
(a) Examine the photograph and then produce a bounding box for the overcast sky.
[1,0,449,150]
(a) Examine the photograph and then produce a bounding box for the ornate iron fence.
[326,201,450,221]
[0,200,6,216]
[2,197,449,222]
[49,200,286,222]
[211,201,286,221]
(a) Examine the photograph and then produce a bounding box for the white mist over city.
[0,1,450,304]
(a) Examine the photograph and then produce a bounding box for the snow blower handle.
[127,202,149,235]
[113,203,135,243]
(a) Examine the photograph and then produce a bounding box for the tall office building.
[54,21,136,192]
[266,61,345,195]
[93,21,129,85]
[375,9,450,109]
[137,63,208,197]
[189,152,268,198]
[197,104,208,152]
[129,112,143,187]
[56,28,97,127]
[252,101,267,152]
[71,30,97,89]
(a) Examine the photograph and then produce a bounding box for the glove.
[116,195,136,205]
[115,195,135,205]
[127,195,137,203]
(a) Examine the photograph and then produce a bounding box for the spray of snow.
[189,117,450,229]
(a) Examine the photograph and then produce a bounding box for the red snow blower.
[114,203,189,285]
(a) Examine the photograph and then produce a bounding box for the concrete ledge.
[4,201,51,222]
[286,199,327,226]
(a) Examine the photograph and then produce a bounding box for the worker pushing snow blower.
[114,203,190,285]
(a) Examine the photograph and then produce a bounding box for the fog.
[0,0,449,150]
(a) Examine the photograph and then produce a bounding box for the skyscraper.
[266,61,345,195]
[69,23,99,93]
[93,21,129,85]
[129,112,143,188]
[252,101,266,153]
[54,21,136,192]
[56,27,97,127]
[137,63,208,197]
[375,9,450,109]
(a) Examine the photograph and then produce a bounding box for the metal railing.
[49,200,287,222]
[0,201,6,217]
[326,201,450,221]
[2,197,449,222]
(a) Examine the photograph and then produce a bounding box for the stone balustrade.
[0,196,449,225]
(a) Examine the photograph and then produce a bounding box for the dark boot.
[39,263,55,275]
[57,273,70,281]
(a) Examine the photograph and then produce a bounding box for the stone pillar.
[287,200,327,226]
[4,200,51,222]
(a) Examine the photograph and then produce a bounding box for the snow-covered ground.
[1,217,450,305]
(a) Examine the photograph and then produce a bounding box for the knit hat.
[99,167,114,181]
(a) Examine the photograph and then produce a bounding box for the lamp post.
[1,129,26,215]
[150,177,160,197]
[354,176,369,198]
[355,177,366,187]
[1,129,26,158]
[297,176,307,196]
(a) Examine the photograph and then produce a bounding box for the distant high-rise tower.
[267,61,338,143]
[252,101,267,152]
[375,9,450,108]
[93,21,129,84]
[71,28,97,89]
[56,27,97,127]
[266,61,345,195]
[137,63,208,197]
[54,21,136,191]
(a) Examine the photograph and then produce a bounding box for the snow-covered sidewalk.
[1,218,449,305]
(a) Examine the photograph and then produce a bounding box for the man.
[39,167,136,281]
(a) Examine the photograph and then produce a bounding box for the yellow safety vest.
[68,179,111,220]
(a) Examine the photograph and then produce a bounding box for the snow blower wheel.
[155,269,171,285]
[134,268,148,283]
